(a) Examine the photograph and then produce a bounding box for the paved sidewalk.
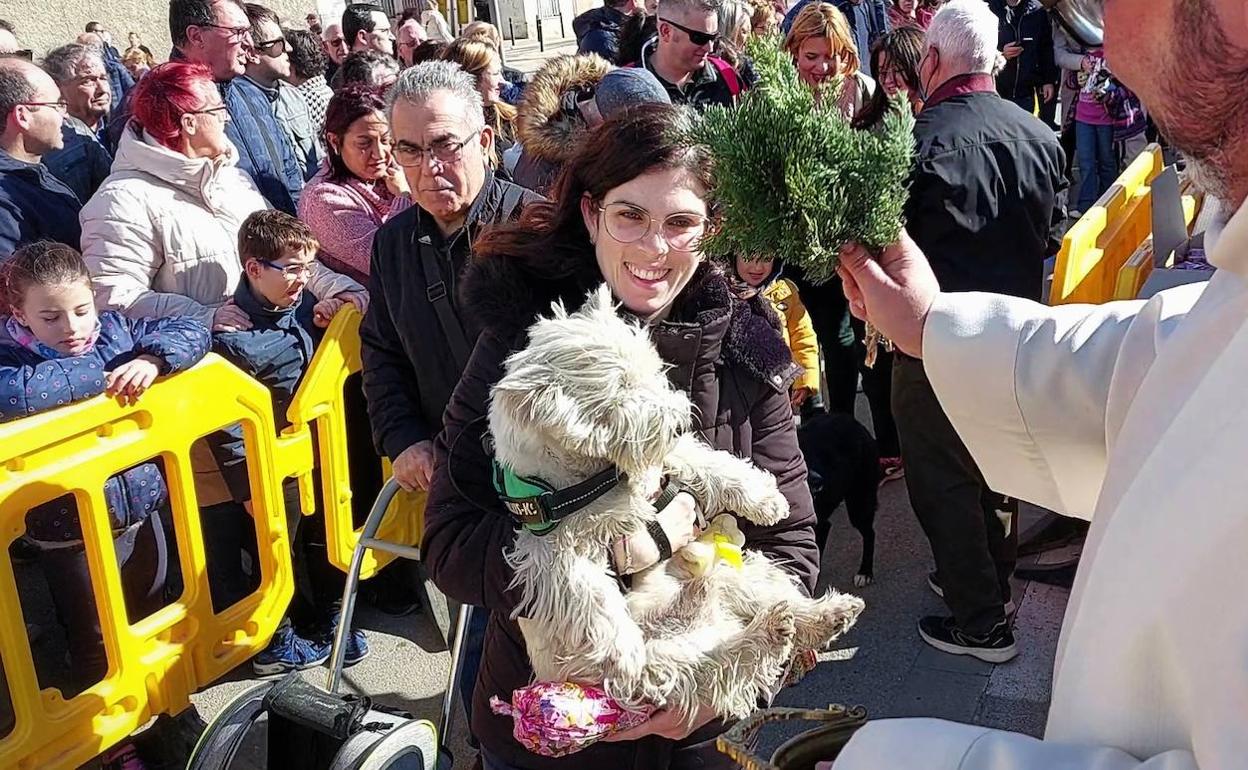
[500,32,578,74]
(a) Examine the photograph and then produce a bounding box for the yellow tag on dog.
[713,534,743,569]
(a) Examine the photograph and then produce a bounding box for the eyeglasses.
[259,259,314,279]
[187,104,230,121]
[325,36,348,49]
[201,23,251,42]
[253,36,287,56]
[597,202,709,252]
[393,130,481,167]
[659,17,718,46]
[19,100,69,113]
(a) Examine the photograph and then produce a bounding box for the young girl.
[0,241,209,766]
[733,254,821,409]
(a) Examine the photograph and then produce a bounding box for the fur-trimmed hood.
[515,53,614,165]
[464,251,800,393]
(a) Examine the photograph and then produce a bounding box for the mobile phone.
[1022,37,1035,42]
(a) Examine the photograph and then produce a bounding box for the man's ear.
[243,258,263,278]
[479,124,495,165]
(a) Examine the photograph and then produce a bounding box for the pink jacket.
[298,161,412,284]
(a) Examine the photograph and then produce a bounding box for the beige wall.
[5,0,314,61]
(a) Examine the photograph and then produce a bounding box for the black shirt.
[640,38,738,111]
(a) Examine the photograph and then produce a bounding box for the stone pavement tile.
[986,581,1065,704]
[913,644,996,676]
[889,666,990,724]
[974,694,1048,738]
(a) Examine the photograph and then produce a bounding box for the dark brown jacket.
[422,256,819,769]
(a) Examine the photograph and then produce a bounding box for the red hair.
[130,61,216,150]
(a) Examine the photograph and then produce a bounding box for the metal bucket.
[716,706,868,770]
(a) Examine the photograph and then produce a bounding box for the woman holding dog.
[422,103,821,769]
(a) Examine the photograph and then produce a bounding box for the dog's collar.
[492,460,627,535]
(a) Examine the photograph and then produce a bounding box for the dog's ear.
[603,384,692,476]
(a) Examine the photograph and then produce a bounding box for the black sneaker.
[927,572,1016,616]
[918,616,1018,664]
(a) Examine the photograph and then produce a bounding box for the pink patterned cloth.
[490,682,654,758]
[297,160,412,285]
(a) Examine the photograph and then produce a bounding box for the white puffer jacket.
[81,126,358,327]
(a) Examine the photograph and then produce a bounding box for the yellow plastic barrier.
[1050,144,1164,305]
[286,306,425,579]
[0,356,295,770]
[1112,193,1199,300]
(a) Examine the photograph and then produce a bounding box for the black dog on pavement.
[797,412,881,586]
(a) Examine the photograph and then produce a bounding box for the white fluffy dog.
[489,285,864,722]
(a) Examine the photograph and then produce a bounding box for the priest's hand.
[836,230,939,358]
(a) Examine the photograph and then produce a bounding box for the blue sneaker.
[342,627,370,667]
[252,625,330,677]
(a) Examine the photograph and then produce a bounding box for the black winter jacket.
[989,0,1059,100]
[905,78,1066,300]
[359,171,540,459]
[573,5,630,64]
[421,259,819,769]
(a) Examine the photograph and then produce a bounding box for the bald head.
[0,25,17,55]
[0,58,65,159]
[322,22,349,64]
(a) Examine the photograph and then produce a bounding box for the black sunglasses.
[660,17,718,46]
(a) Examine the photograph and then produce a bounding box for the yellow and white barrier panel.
[286,306,424,579]
[0,356,295,769]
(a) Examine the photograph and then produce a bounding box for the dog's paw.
[756,602,797,649]
[853,573,873,588]
[728,476,788,526]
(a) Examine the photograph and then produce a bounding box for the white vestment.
[833,199,1248,770]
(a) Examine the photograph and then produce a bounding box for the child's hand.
[790,387,812,408]
[313,297,346,327]
[105,354,162,405]
[336,290,369,315]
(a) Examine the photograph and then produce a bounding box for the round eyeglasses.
[597,202,710,252]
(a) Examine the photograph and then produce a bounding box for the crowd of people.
[0,0,1197,768]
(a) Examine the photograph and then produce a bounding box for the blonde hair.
[747,0,776,35]
[460,20,503,49]
[783,2,860,76]
[440,38,516,163]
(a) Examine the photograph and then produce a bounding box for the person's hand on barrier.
[1003,42,1023,59]
[336,290,369,316]
[105,354,162,405]
[213,300,252,332]
[313,296,346,327]
[1042,83,1056,102]
[602,702,717,742]
[836,230,939,359]
[393,440,436,492]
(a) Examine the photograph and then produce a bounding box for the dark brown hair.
[1,241,91,311]
[237,210,320,264]
[323,84,389,181]
[871,26,925,102]
[474,103,714,282]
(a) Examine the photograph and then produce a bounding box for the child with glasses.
[206,210,371,676]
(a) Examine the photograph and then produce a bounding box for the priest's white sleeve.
[921,286,1201,519]
[832,719,1200,770]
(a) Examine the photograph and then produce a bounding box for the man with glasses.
[321,23,350,80]
[41,43,115,204]
[0,58,82,256]
[361,63,539,739]
[641,0,744,110]
[105,0,305,215]
[240,3,322,180]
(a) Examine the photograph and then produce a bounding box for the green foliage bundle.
[695,35,915,283]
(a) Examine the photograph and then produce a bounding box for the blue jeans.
[1076,121,1117,211]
